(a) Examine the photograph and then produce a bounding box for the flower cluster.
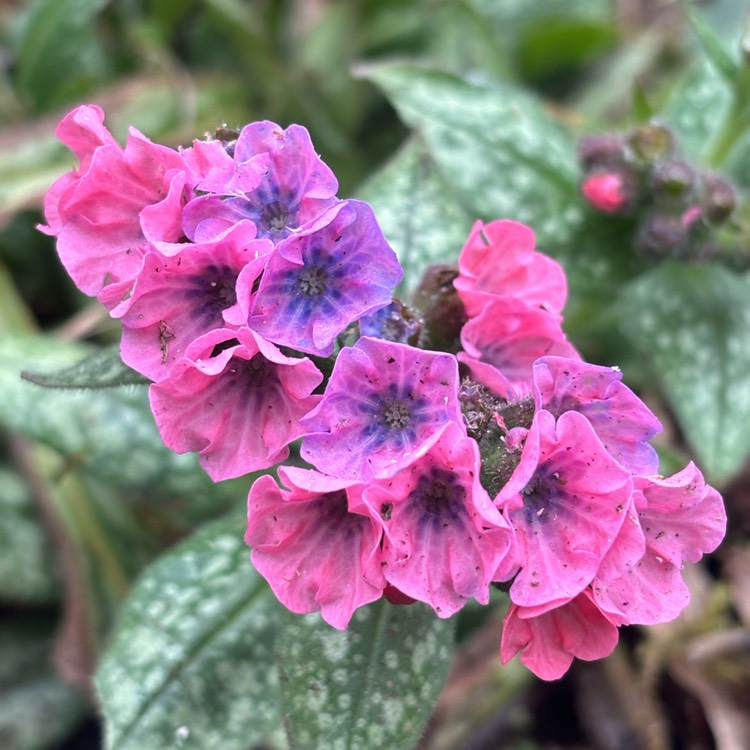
[42,105,402,479]
[578,123,737,263]
[44,107,726,681]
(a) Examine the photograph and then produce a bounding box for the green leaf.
[96,514,283,750]
[13,0,111,111]
[277,600,455,750]
[360,63,582,246]
[21,344,149,389]
[357,136,474,294]
[0,468,60,603]
[662,58,732,162]
[0,334,236,502]
[684,3,739,84]
[617,262,750,482]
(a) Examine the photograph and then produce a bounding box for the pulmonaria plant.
[43,106,727,682]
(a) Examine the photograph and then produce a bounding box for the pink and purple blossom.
[247,200,403,356]
[182,120,339,243]
[532,356,663,474]
[245,466,385,630]
[116,225,273,380]
[361,423,514,617]
[149,327,322,481]
[494,409,632,608]
[301,336,463,481]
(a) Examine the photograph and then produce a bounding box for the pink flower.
[454,220,567,317]
[494,409,632,607]
[500,591,619,680]
[301,337,463,481]
[581,172,629,213]
[40,104,188,300]
[361,423,513,617]
[532,356,663,474]
[149,328,322,480]
[458,298,579,398]
[246,467,385,629]
[593,463,726,625]
[116,225,273,380]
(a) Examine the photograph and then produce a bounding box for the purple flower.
[361,423,513,617]
[532,356,663,474]
[245,467,385,629]
[301,336,463,481]
[494,409,632,608]
[182,121,339,243]
[247,200,403,356]
[149,327,322,481]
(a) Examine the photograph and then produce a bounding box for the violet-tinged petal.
[454,219,568,317]
[361,423,513,617]
[495,410,632,608]
[500,591,619,681]
[248,200,402,356]
[182,121,338,242]
[149,328,322,480]
[301,337,463,481]
[245,467,385,629]
[533,356,662,474]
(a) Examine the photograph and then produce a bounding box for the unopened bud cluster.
[579,123,737,262]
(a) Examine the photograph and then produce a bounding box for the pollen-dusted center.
[297,266,327,297]
[380,400,412,430]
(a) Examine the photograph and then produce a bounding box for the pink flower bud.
[681,205,703,230]
[581,172,629,214]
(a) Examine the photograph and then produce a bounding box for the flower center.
[380,400,412,430]
[520,471,563,525]
[297,266,327,297]
[261,202,291,233]
[185,264,238,325]
[411,468,466,527]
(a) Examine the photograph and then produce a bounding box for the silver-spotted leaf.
[277,599,455,750]
[96,514,283,750]
[360,63,582,245]
[617,262,750,482]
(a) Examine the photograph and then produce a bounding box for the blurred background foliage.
[1,1,750,749]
